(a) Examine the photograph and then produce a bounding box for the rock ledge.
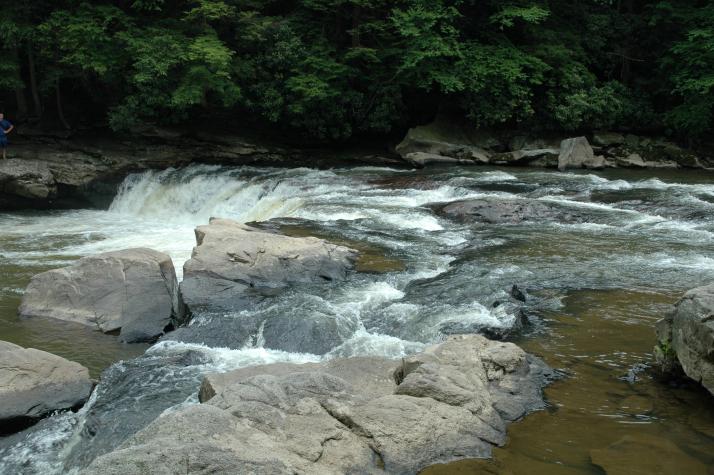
[84,334,552,474]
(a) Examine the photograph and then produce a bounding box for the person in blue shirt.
[0,113,14,159]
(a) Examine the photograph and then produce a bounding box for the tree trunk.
[56,80,71,130]
[351,5,362,47]
[14,87,28,119]
[12,47,29,119]
[27,46,42,118]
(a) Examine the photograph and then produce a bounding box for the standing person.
[0,112,14,159]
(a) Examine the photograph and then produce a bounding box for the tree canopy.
[0,0,712,143]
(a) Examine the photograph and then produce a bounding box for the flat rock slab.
[84,335,552,474]
[434,198,590,225]
[0,340,93,424]
[19,248,183,343]
[180,218,357,311]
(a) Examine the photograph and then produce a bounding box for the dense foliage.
[0,0,712,142]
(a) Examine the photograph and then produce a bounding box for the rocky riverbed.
[0,163,713,473]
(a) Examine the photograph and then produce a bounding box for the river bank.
[1,122,712,211]
[0,164,713,473]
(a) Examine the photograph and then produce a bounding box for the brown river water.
[1,165,713,473]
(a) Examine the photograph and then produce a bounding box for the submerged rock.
[434,198,587,225]
[180,218,357,311]
[616,153,646,168]
[84,335,552,474]
[655,283,714,395]
[590,434,709,475]
[19,248,183,343]
[403,151,485,167]
[0,341,93,427]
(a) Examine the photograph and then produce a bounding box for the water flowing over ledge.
[1,165,714,472]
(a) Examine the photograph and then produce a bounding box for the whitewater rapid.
[1,164,714,473]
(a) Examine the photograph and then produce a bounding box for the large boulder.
[19,248,183,343]
[0,341,93,427]
[395,115,497,165]
[84,335,552,475]
[558,137,602,170]
[655,283,714,395]
[180,218,357,311]
[0,159,57,203]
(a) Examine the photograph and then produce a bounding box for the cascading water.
[1,165,714,473]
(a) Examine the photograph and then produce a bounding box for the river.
[1,165,713,473]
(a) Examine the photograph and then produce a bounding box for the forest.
[0,0,712,143]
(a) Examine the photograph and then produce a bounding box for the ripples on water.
[1,165,713,473]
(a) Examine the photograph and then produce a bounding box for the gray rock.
[659,142,702,168]
[0,341,93,423]
[625,134,640,148]
[19,248,183,343]
[508,135,563,152]
[558,137,595,171]
[403,152,479,167]
[528,152,560,168]
[643,160,679,169]
[592,132,625,147]
[260,313,359,355]
[616,153,646,168]
[200,357,398,401]
[511,148,560,162]
[395,116,496,165]
[435,198,587,225]
[168,219,360,354]
[85,335,552,475]
[181,218,357,311]
[0,159,57,200]
[655,283,714,395]
[584,155,607,169]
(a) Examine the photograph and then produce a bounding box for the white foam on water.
[448,171,519,186]
[536,196,633,213]
[327,328,426,359]
[431,301,515,332]
[147,340,324,372]
[549,222,617,232]
[593,179,633,191]
[345,166,415,173]
[637,253,714,271]
[0,388,100,475]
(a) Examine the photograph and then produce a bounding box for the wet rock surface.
[0,341,93,427]
[168,218,359,354]
[19,248,183,343]
[434,198,590,225]
[2,165,714,474]
[84,335,552,475]
[655,283,714,395]
[180,218,357,310]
